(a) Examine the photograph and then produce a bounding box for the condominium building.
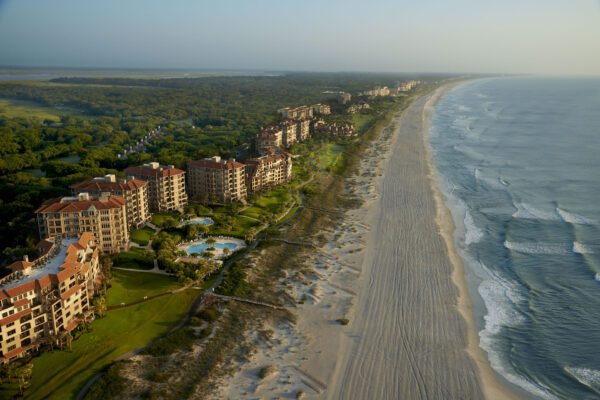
[256,126,283,154]
[124,162,187,213]
[294,117,311,141]
[0,233,101,363]
[312,104,331,115]
[277,105,313,119]
[187,156,247,204]
[280,120,298,147]
[36,193,129,254]
[337,93,351,104]
[245,150,293,193]
[71,174,150,229]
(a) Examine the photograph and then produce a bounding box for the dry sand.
[216,86,520,399]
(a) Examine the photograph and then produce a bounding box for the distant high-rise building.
[124,162,187,213]
[187,156,247,204]
[71,174,150,229]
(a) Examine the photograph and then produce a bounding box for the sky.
[0,0,599,75]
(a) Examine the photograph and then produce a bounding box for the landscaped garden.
[112,247,155,270]
[129,226,155,246]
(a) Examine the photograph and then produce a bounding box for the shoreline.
[421,84,521,400]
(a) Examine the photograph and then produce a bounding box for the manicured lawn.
[318,143,345,171]
[114,247,154,270]
[107,269,180,306]
[151,212,181,228]
[210,214,260,237]
[129,226,155,246]
[24,289,198,400]
[241,206,264,220]
[352,113,375,133]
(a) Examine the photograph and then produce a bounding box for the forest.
[0,72,423,266]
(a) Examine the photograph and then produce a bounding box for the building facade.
[245,151,293,193]
[280,120,298,147]
[0,233,101,363]
[187,156,247,204]
[124,162,187,213]
[71,174,150,229]
[36,193,129,254]
[312,104,331,115]
[294,117,311,141]
[277,105,313,119]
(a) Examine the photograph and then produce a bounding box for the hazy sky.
[1,0,599,75]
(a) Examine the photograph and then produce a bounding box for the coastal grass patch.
[113,247,155,270]
[130,226,155,246]
[0,98,62,121]
[107,269,180,306]
[24,289,198,400]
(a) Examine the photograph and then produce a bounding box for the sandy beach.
[217,86,520,399]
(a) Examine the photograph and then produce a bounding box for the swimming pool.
[187,218,213,225]
[186,242,238,255]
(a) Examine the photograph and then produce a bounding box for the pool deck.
[178,216,214,228]
[177,236,246,260]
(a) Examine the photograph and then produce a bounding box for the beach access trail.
[326,90,497,399]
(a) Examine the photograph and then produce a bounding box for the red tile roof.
[5,281,36,298]
[188,159,245,170]
[65,320,79,332]
[7,261,34,271]
[36,239,54,254]
[36,196,126,213]
[13,298,29,308]
[71,178,147,192]
[60,284,81,300]
[2,347,24,359]
[0,308,31,326]
[124,165,184,178]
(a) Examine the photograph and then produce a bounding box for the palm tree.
[223,247,230,258]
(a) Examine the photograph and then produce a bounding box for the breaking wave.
[564,367,600,394]
[504,241,571,256]
[556,207,596,225]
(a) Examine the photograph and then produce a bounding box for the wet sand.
[325,87,518,399]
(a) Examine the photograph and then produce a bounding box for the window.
[7,321,14,328]
[7,345,16,351]
[6,337,15,343]
[7,329,16,336]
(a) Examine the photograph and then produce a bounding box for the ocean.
[429,77,600,399]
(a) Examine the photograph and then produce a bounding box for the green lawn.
[151,212,181,228]
[352,113,375,133]
[21,289,198,400]
[0,98,62,121]
[318,143,345,171]
[107,269,180,306]
[241,206,264,220]
[130,226,155,246]
[209,214,260,237]
[114,247,155,270]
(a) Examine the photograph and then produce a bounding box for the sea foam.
[556,207,596,225]
[572,242,595,255]
[564,367,600,394]
[464,211,484,245]
[504,241,571,256]
[513,202,561,222]
[477,264,558,399]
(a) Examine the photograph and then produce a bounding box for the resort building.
[337,93,351,104]
[71,174,150,229]
[312,104,331,115]
[187,156,247,204]
[36,193,129,254]
[124,162,187,213]
[256,127,283,154]
[0,233,101,363]
[347,101,370,114]
[314,120,357,137]
[280,120,298,147]
[293,117,311,141]
[277,105,313,119]
[245,150,293,193]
